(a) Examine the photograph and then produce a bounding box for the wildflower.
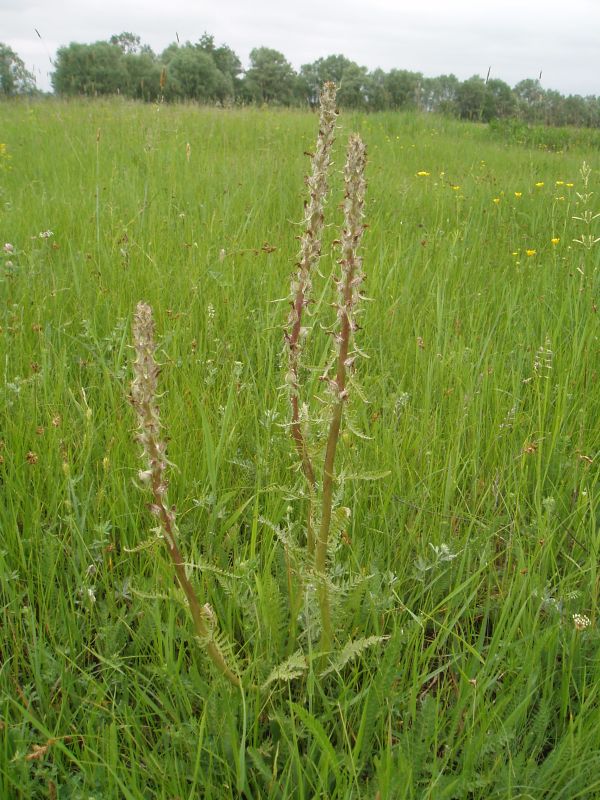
[551,237,560,245]
[287,81,337,504]
[416,171,430,177]
[3,243,14,253]
[514,192,522,198]
[39,230,54,239]
[542,496,556,515]
[493,197,500,204]
[394,392,410,414]
[566,182,574,187]
[572,613,591,631]
[534,337,553,376]
[512,251,519,256]
[525,249,537,256]
[451,184,461,190]
[131,301,241,687]
[535,182,544,188]
[556,180,564,186]
[26,451,38,464]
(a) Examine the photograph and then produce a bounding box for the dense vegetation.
[0,43,37,96]
[3,32,600,127]
[1,99,599,798]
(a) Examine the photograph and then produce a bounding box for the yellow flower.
[551,237,560,245]
[555,180,564,186]
[416,171,430,177]
[566,182,574,187]
[526,249,537,256]
[493,197,500,204]
[512,251,519,256]
[451,184,461,191]
[535,182,544,188]
[514,192,522,198]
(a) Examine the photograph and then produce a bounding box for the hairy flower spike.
[315,133,367,649]
[132,303,166,469]
[325,133,367,389]
[130,301,241,687]
[286,82,338,550]
[286,82,337,383]
[287,79,337,392]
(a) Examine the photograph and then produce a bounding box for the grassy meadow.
[1,98,599,798]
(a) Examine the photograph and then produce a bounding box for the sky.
[3,0,599,97]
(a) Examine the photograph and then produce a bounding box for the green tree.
[0,43,36,95]
[543,89,566,125]
[299,55,368,107]
[383,69,423,110]
[365,68,389,111]
[162,44,229,102]
[582,96,600,128]
[123,47,162,101]
[243,47,296,105]
[109,32,142,55]
[563,94,588,127]
[197,33,242,89]
[456,75,487,120]
[514,78,546,123]
[482,78,516,121]
[160,38,237,102]
[52,41,128,95]
[422,74,459,114]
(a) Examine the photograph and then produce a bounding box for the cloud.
[2,0,599,95]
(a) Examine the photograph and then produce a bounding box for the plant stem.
[315,133,367,651]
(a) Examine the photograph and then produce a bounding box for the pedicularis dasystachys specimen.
[130,302,241,687]
[129,84,369,680]
[314,132,367,649]
[285,80,338,553]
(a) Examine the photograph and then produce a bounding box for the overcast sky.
[3,0,599,96]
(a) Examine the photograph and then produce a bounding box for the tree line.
[2,33,600,128]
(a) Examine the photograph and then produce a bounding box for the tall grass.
[1,98,599,798]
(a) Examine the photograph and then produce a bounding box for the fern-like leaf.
[320,635,389,677]
[261,650,308,690]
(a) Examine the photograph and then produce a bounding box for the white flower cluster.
[572,613,591,631]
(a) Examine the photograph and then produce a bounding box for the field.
[1,98,599,799]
